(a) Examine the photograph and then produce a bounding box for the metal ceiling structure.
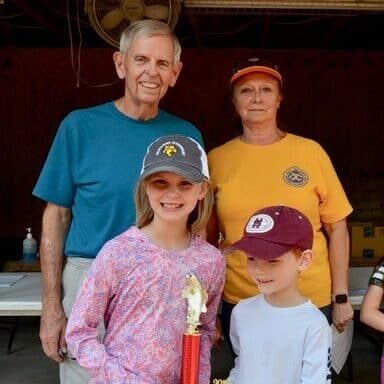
[183,0,384,11]
[0,0,383,49]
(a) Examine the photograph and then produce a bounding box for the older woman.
[207,58,353,350]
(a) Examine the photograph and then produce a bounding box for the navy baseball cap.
[139,135,209,183]
[230,206,313,260]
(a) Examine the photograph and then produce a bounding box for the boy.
[227,205,331,384]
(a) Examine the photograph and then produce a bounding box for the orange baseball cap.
[230,58,283,87]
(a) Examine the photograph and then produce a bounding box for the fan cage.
[86,0,181,48]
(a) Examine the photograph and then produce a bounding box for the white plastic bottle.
[23,227,37,263]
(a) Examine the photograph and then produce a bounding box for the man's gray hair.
[119,20,181,63]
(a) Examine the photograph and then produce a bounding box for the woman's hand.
[323,219,353,332]
[332,302,353,333]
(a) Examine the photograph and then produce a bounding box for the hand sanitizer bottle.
[23,227,37,263]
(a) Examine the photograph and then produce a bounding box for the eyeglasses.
[232,57,279,74]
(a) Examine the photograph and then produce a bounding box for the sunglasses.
[232,58,279,74]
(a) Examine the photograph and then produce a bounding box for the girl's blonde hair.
[135,178,214,234]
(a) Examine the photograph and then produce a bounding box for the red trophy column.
[180,273,208,384]
[181,331,201,384]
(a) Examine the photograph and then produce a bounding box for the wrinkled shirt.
[66,226,225,384]
[369,258,384,288]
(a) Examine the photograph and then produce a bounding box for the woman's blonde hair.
[135,178,214,234]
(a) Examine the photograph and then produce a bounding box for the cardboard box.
[351,225,384,261]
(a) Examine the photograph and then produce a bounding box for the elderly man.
[33,20,203,383]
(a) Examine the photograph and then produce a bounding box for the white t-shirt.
[228,295,331,384]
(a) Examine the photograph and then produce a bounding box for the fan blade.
[144,5,170,20]
[130,16,142,22]
[101,8,125,30]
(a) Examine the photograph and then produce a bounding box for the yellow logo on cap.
[163,144,177,157]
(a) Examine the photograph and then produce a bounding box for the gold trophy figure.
[181,273,208,384]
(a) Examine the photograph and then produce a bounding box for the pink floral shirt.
[66,226,225,384]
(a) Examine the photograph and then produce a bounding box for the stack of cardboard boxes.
[347,176,384,267]
[350,223,384,267]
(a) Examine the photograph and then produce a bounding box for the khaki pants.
[60,257,93,384]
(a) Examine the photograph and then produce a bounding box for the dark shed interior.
[1,1,383,261]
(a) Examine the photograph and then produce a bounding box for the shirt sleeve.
[227,308,240,384]
[316,144,353,224]
[198,255,225,384]
[191,127,205,149]
[301,324,332,384]
[369,258,384,288]
[32,117,75,207]
[65,247,144,384]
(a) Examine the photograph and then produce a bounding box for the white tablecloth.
[0,273,42,316]
[0,268,373,316]
[349,267,373,310]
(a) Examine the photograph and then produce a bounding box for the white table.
[0,273,42,316]
[0,269,370,313]
[348,267,373,310]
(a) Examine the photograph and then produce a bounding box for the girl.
[65,135,225,384]
[360,258,384,384]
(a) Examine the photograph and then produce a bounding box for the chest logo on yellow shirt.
[283,166,308,187]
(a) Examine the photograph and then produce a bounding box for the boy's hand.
[213,317,224,346]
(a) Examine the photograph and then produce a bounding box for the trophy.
[181,273,208,384]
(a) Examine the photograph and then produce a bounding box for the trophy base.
[181,333,201,384]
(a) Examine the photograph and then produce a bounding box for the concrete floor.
[0,316,381,383]
[0,317,58,383]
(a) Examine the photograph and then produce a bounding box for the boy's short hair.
[230,205,313,260]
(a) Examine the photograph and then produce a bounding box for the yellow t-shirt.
[208,134,353,307]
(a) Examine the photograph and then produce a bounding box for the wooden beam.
[184,1,384,11]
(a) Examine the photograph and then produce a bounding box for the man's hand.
[38,203,71,362]
[40,304,67,362]
[332,301,354,333]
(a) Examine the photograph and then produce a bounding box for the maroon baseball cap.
[230,206,313,260]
